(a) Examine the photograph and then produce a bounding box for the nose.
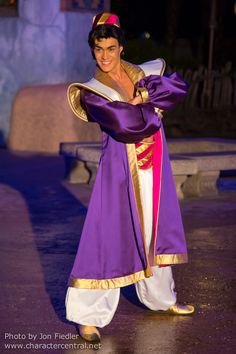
[102,50,108,59]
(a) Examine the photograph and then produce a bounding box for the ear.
[119,46,123,54]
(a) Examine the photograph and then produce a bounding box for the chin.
[100,65,112,73]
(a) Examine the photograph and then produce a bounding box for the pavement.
[0,148,235,354]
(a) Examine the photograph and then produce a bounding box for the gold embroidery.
[67,86,88,122]
[154,107,164,119]
[70,268,151,290]
[69,253,187,289]
[135,142,154,155]
[136,87,149,103]
[138,161,153,170]
[67,82,117,122]
[153,130,163,263]
[137,149,153,168]
[121,60,145,85]
[155,253,188,265]
[159,58,166,75]
[126,143,152,276]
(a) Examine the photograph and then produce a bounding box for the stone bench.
[60,140,236,199]
[168,137,236,154]
[179,151,236,197]
[170,156,198,199]
[167,138,236,197]
[60,142,102,184]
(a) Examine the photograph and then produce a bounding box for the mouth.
[100,60,111,66]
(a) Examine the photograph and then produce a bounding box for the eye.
[94,47,101,53]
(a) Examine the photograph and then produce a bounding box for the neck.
[108,63,124,81]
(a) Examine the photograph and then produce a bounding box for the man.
[66,12,194,342]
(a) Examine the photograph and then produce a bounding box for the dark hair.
[88,24,125,49]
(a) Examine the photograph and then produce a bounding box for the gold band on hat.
[92,12,120,29]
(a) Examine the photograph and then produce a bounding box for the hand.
[129,94,143,105]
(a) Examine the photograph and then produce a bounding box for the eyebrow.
[94,45,117,50]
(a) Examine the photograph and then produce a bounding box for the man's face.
[93,37,123,73]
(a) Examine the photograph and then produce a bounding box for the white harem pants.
[65,168,176,328]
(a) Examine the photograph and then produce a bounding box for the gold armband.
[154,107,164,119]
[136,87,149,103]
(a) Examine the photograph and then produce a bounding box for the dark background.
[111,0,236,139]
[111,0,236,68]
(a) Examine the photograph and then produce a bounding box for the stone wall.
[8,84,102,153]
[0,0,96,146]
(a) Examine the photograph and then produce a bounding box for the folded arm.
[81,90,162,143]
[136,72,188,110]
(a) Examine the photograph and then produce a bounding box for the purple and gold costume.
[67,59,188,290]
